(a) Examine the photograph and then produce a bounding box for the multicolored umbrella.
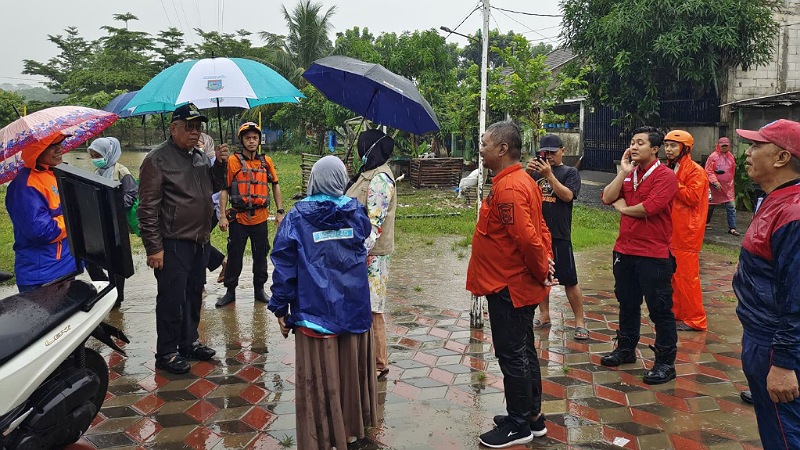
[0,106,118,184]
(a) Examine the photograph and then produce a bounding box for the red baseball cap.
[737,119,800,158]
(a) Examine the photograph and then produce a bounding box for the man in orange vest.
[663,130,709,331]
[217,122,284,307]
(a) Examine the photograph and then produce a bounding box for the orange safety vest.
[229,153,273,212]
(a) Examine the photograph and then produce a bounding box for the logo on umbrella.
[207,80,223,91]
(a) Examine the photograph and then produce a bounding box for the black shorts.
[552,239,578,286]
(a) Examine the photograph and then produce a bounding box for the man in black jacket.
[138,103,229,374]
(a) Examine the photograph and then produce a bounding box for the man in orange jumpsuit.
[663,130,709,331]
[467,121,553,448]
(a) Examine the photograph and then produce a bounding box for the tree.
[561,0,782,126]
[282,0,336,70]
[22,27,95,93]
[153,27,186,70]
[0,90,26,128]
[333,27,381,63]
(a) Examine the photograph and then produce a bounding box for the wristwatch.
[276,208,285,214]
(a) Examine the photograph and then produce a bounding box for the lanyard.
[633,160,660,191]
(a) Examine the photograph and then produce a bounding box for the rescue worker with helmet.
[216,122,284,307]
[663,130,709,331]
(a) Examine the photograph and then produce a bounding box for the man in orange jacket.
[664,130,709,331]
[467,121,553,448]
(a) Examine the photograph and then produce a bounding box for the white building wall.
[725,1,800,102]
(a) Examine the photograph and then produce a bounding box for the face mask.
[92,158,106,169]
[361,154,368,165]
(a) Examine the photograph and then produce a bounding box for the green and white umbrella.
[125,57,304,140]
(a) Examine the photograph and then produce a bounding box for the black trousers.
[154,239,206,359]
[612,251,677,350]
[224,219,269,289]
[487,287,541,428]
[85,263,126,303]
[205,214,225,272]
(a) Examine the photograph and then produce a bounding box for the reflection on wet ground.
[0,239,758,449]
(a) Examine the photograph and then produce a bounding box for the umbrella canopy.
[0,106,118,184]
[302,56,440,135]
[125,57,304,115]
[103,91,139,118]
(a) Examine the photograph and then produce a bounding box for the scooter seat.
[0,279,98,365]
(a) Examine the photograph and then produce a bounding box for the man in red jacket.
[467,121,553,448]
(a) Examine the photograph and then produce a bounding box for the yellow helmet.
[237,122,262,142]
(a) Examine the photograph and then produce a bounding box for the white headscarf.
[87,137,122,179]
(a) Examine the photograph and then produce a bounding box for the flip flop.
[574,326,589,340]
[377,368,389,380]
[728,229,741,236]
[533,319,551,330]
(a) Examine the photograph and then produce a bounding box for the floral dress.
[364,172,395,314]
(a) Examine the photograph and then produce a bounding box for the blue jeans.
[707,201,737,230]
[742,333,800,449]
[487,287,541,428]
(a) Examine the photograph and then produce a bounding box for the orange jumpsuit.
[670,153,710,330]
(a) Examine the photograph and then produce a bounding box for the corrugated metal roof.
[545,47,576,70]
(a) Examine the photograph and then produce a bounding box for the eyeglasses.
[178,122,204,132]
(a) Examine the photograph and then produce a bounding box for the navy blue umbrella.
[302,56,440,135]
[102,91,140,118]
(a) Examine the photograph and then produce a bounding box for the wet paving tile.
[46,242,767,449]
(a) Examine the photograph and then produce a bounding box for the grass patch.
[0,152,621,284]
[702,243,740,262]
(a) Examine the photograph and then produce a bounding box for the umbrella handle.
[216,99,224,145]
[344,90,377,166]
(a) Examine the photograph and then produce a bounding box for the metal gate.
[582,106,627,172]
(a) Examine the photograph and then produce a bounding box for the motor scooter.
[0,164,134,449]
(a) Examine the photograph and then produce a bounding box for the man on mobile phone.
[600,126,679,385]
[526,134,588,340]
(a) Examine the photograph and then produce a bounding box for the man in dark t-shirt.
[526,134,588,340]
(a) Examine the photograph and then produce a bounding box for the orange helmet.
[664,130,694,151]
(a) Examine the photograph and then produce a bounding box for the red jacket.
[467,164,552,307]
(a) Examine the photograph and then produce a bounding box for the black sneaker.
[740,390,753,405]
[155,354,190,374]
[492,413,547,438]
[479,418,533,448]
[180,343,216,361]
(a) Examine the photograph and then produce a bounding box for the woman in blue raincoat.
[268,155,377,450]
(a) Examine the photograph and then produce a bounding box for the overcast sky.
[2,0,563,86]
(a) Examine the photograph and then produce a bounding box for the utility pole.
[470,0,490,329]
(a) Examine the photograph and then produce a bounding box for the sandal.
[533,319,551,330]
[574,326,589,340]
[377,368,389,380]
[728,229,740,236]
[216,258,227,283]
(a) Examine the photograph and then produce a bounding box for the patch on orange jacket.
[498,203,514,224]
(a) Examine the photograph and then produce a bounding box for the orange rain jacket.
[466,164,553,307]
[670,153,710,330]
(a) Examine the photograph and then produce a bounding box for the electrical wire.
[160,0,174,27]
[493,7,553,41]
[220,0,225,33]
[492,5,563,18]
[442,1,481,38]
